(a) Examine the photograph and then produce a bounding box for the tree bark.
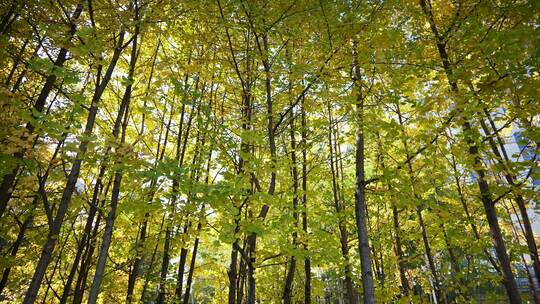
[351,39,375,304]
[0,2,84,219]
[479,110,540,283]
[282,91,299,304]
[419,1,521,302]
[88,26,138,303]
[327,100,357,304]
[22,29,126,304]
[300,95,311,304]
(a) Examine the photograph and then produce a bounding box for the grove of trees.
[0,0,538,303]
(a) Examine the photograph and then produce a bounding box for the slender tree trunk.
[182,222,201,304]
[416,207,443,303]
[392,205,410,295]
[72,186,108,304]
[125,44,161,303]
[351,39,375,304]
[170,81,190,304]
[448,147,501,273]
[155,225,172,304]
[327,100,357,304]
[88,27,138,303]
[245,33,273,304]
[237,240,247,304]
[140,213,167,302]
[419,2,521,302]
[59,163,106,304]
[181,147,212,304]
[87,109,130,304]
[0,2,84,219]
[41,218,76,304]
[127,72,171,304]
[228,240,239,304]
[0,199,34,296]
[22,30,125,304]
[160,84,200,304]
[300,95,311,304]
[479,111,540,283]
[175,239,189,301]
[396,104,443,303]
[378,133,410,295]
[282,99,299,304]
[503,201,540,304]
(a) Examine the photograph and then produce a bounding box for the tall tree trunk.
[479,110,540,283]
[72,181,109,304]
[245,32,273,304]
[41,217,77,304]
[175,237,189,302]
[282,96,299,304]
[392,205,410,295]
[140,214,167,302]
[125,37,162,303]
[59,163,106,304]
[22,30,126,304]
[228,241,239,304]
[327,100,357,304]
[300,95,311,304]
[0,2,84,219]
[0,198,35,296]
[159,83,199,304]
[395,104,443,303]
[182,221,201,304]
[416,208,443,303]
[448,145,501,273]
[88,26,139,303]
[128,79,172,304]
[377,135,410,296]
[419,2,521,302]
[155,225,172,304]
[503,201,540,304]
[351,39,375,304]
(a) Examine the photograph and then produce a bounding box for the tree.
[0,0,537,303]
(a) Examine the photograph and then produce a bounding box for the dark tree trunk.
[0,199,34,296]
[480,111,540,283]
[155,225,172,304]
[419,1,521,302]
[396,104,443,303]
[175,243,189,301]
[22,30,126,304]
[300,96,311,304]
[282,99,299,304]
[72,193,107,304]
[59,164,106,304]
[125,37,161,304]
[228,242,239,304]
[182,223,201,304]
[88,27,138,303]
[351,39,375,304]
[327,100,357,304]
[0,2,84,219]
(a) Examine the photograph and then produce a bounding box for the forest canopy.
[0,0,539,303]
